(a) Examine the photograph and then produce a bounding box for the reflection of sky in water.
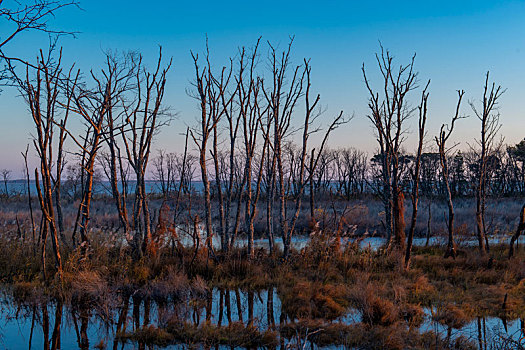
[1,288,524,349]
[0,302,113,349]
[421,308,525,348]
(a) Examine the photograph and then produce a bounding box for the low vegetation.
[2,227,525,349]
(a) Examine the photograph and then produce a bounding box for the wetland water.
[0,287,523,349]
[1,234,524,349]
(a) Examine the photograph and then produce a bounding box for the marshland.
[2,1,525,349]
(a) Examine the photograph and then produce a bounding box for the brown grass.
[2,223,525,348]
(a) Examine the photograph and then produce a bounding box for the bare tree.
[0,168,11,198]
[0,0,76,243]
[190,42,232,254]
[121,49,172,257]
[244,121,269,255]
[262,39,304,258]
[0,0,78,87]
[436,90,465,259]
[362,46,418,251]
[65,63,110,249]
[469,72,504,254]
[405,81,429,268]
[152,150,176,198]
[308,148,336,220]
[0,0,77,49]
[52,95,69,240]
[333,148,368,199]
[210,52,238,253]
[100,53,136,241]
[62,51,140,254]
[263,45,345,257]
[236,40,265,256]
[12,50,68,280]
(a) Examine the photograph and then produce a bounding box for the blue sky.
[1,0,525,174]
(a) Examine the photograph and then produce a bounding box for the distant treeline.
[2,141,525,201]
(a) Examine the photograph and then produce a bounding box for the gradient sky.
[1,0,525,176]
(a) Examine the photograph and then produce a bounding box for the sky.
[1,0,525,176]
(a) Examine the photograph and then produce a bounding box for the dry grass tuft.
[279,280,350,320]
[433,304,471,329]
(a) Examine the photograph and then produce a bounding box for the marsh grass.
[2,224,525,348]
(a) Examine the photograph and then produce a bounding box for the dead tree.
[245,120,269,255]
[333,148,368,199]
[236,40,266,256]
[121,50,171,257]
[261,121,277,253]
[509,204,525,258]
[65,66,112,249]
[98,52,137,242]
[14,50,67,280]
[436,90,465,259]
[211,53,238,253]
[363,46,418,251]
[190,42,232,254]
[405,81,429,268]
[470,72,504,254]
[0,0,78,98]
[0,0,78,52]
[152,150,176,198]
[204,42,263,255]
[308,149,336,221]
[263,47,345,257]
[0,168,10,198]
[67,96,103,248]
[262,39,304,258]
[52,98,69,241]
[63,51,138,252]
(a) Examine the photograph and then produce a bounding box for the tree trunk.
[509,204,525,258]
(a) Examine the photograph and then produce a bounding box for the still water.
[1,286,523,349]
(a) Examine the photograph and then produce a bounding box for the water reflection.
[1,288,524,349]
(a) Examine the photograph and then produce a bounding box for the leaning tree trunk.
[509,204,525,258]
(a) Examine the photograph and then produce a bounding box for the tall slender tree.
[470,72,504,254]
[362,46,418,251]
[436,90,465,259]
